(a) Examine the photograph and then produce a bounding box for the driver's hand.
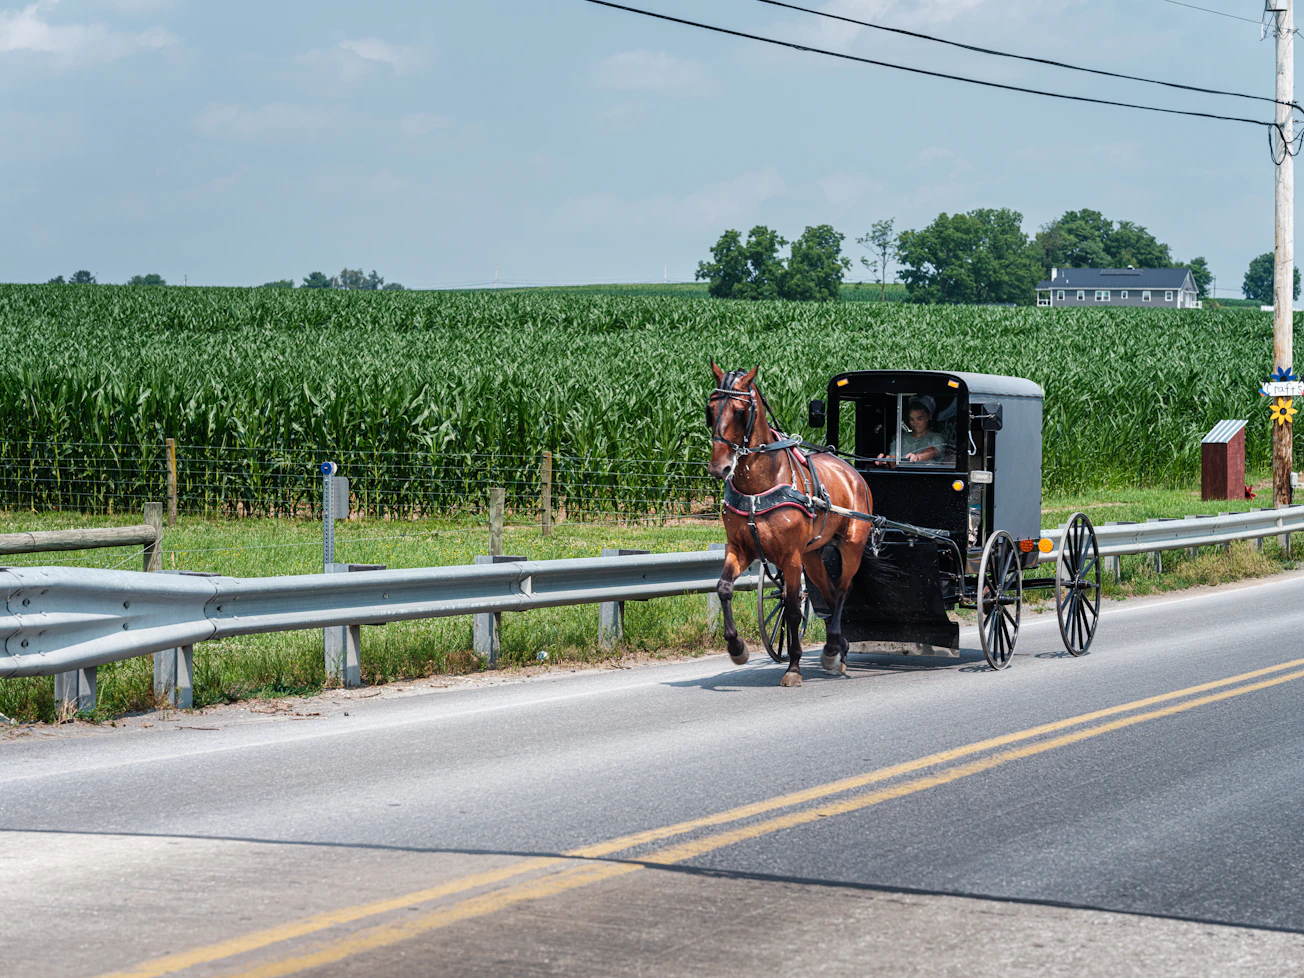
[905,453,920,462]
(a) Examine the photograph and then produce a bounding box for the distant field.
[0,284,1295,515]
[496,281,909,301]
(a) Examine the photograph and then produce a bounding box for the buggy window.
[838,392,958,468]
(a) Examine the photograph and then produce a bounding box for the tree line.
[43,268,405,290]
[697,208,1227,305]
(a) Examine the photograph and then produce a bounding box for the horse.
[707,363,875,687]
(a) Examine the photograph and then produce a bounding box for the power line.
[755,0,1291,108]
[1157,0,1262,25]
[583,0,1272,129]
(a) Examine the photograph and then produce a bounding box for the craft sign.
[1262,381,1304,397]
[1261,366,1303,398]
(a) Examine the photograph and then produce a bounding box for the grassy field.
[0,284,1293,520]
[0,480,1294,724]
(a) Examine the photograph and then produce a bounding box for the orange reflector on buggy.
[1019,539,1036,553]
[947,380,960,388]
[1038,537,1054,553]
[836,379,849,387]
[952,480,964,492]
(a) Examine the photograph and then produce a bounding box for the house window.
[1096,290,1110,301]
[1057,290,1065,301]
[1121,291,1128,299]
[1142,291,1151,302]
[1076,290,1085,301]
[1165,291,1173,301]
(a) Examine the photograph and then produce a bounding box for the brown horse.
[707,363,875,687]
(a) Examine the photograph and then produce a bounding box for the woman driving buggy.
[876,395,945,466]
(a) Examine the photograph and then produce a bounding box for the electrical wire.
[1157,0,1263,25]
[582,0,1272,129]
[755,0,1292,108]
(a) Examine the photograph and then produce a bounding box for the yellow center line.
[218,665,1304,978]
[97,656,1304,978]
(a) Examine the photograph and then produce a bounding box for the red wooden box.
[1201,419,1248,501]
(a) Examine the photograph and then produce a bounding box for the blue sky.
[0,0,1290,295]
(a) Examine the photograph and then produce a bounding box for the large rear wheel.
[757,561,811,663]
[1056,512,1101,656]
[977,530,1022,671]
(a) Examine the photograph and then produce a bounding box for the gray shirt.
[897,430,946,461]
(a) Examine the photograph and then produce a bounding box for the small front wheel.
[757,561,811,663]
[977,530,1022,670]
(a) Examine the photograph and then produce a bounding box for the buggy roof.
[837,370,1043,400]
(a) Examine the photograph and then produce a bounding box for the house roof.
[1035,267,1194,291]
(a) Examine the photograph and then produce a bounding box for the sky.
[0,0,1293,296]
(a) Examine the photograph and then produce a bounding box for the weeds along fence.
[0,442,718,522]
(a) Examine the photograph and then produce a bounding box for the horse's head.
[707,362,760,480]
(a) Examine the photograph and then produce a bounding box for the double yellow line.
[101,657,1304,978]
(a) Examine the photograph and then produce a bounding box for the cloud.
[399,112,453,137]
[294,35,421,83]
[819,171,879,209]
[193,102,347,141]
[560,167,786,230]
[0,0,177,61]
[590,50,708,92]
[917,146,972,179]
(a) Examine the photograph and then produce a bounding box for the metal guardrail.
[4,503,1304,682]
[1038,505,1304,562]
[0,551,760,679]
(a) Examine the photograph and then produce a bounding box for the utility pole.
[1273,0,1295,506]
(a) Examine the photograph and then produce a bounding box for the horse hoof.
[820,650,839,672]
[729,649,750,666]
[779,672,803,687]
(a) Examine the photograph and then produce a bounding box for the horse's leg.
[802,550,846,676]
[718,545,750,665]
[778,549,806,687]
[831,527,871,667]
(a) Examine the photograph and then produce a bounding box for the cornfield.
[0,283,1293,516]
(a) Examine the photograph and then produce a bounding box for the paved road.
[5,574,1304,977]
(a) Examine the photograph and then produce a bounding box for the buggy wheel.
[757,561,812,663]
[977,530,1022,671]
[1056,512,1101,656]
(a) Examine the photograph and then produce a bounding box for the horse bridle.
[707,372,801,470]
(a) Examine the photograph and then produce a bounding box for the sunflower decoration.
[1270,397,1298,426]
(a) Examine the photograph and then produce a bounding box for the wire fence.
[0,442,720,523]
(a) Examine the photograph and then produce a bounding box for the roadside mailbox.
[1201,420,1248,501]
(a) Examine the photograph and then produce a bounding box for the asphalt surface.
[5,573,1304,977]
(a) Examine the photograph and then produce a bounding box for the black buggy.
[756,370,1102,671]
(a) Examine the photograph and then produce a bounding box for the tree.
[1185,257,1212,300]
[695,226,787,300]
[302,271,333,289]
[897,208,1040,305]
[69,270,96,284]
[856,218,897,302]
[381,281,405,291]
[260,279,294,289]
[334,268,367,290]
[781,224,851,302]
[127,273,166,286]
[46,275,65,285]
[1034,209,1172,274]
[1243,252,1301,303]
[364,270,384,290]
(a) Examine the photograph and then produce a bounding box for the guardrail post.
[323,563,385,687]
[473,554,526,668]
[54,667,96,718]
[706,543,726,631]
[143,502,162,573]
[165,438,178,526]
[154,645,193,710]
[599,549,650,648]
[540,453,552,538]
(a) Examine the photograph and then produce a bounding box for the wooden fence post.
[540,451,552,538]
[489,488,504,557]
[143,502,162,573]
[165,438,178,526]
